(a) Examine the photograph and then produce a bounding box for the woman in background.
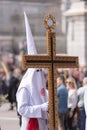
[66,77,78,130]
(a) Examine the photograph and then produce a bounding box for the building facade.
[65,0,87,66]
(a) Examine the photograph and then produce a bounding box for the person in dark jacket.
[8,68,22,110]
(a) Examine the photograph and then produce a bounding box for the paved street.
[0,102,20,130]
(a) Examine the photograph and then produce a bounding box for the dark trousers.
[67,116,73,130]
[78,108,86,130]
[67,108,77,130]
[58,112,68,130]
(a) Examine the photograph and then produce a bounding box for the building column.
[64,1,87,66]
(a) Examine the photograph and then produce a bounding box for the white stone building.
[65,0,87,66]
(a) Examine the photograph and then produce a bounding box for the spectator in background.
[84,78,87,130]
[68,68,81,88]
[82,66,87,78]
[7,67,22,110]
[57,76,68,130]
[77,77,87,130]
[0,68,8,106]
[66,77,78,130]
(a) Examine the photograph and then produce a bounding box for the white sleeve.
[71,91,78,111]
[68,90,78,111]
[84,88,87,116]
[16,88,42,118]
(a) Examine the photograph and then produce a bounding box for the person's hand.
[69,110,73,118]
[41,102,48,112]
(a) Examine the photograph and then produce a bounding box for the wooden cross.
[22,14,79,130]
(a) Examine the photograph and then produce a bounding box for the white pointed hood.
[17,12,47,105]
[24,12,37,55]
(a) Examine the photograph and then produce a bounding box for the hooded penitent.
[16,12,48,130]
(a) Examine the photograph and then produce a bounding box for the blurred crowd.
[57,67,87,130]
[0,55,87,130]
[57,66,87,88]
[0,63,23,109]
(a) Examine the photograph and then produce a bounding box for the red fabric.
[27,118,39,130]
[40,88,45,96]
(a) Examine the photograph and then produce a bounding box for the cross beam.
[22,55,78,68]
[22,16,79,130]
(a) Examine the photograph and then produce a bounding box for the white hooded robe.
[16,12,48,130]
[16,68,48,130]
